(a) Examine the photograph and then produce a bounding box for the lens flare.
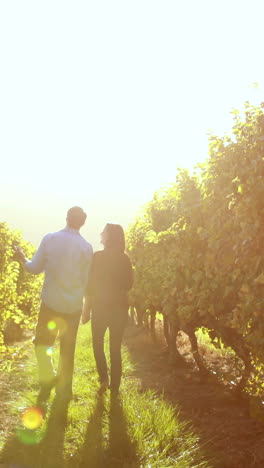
[21,406,43,430]
[16,427,44,445]
[47,317,67,336]
[47,320,56,331]
[46,346,53,356]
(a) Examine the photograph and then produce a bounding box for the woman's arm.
[82,253,97,324]
[123,254,134,291]
[81,296,92,324]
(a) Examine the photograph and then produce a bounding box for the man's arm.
[13,246,28,264]
[14,236,47,274]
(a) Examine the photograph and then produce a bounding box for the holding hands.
[81,298,91,324]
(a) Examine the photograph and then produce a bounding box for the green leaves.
[0,223,41,359]
[127,101,264,393]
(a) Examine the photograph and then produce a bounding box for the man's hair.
[67,206,87,229]
[104,223,125,251]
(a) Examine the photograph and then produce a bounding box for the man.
[14,206,93,403]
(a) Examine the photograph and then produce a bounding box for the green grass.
[0,324,212,468]
[196,327,236,357]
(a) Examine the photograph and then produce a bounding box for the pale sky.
[1,1,264,250]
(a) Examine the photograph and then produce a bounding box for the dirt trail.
[123,325,264,468]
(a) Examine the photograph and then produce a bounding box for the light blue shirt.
[25,227,93,314]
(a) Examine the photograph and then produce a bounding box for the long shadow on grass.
[0,397,69,468]
[124,328,264,468]
[40,398,69,467]
[107,395,139,468]
[76,394,105,467]
[76,394,139,468]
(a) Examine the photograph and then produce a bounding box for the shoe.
[37,376,58,404]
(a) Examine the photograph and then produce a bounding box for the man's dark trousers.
[33,302,81,397]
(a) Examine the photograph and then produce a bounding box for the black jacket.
[86,248,133,309]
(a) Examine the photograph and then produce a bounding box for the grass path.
[124,326,264,468]
[0,324,212,468]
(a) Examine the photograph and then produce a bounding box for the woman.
[82,223,133,395]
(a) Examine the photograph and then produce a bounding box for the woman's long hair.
[104,223,125,252]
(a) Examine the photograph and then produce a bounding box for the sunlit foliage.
[127,102,264,394]
[0,223,42,362]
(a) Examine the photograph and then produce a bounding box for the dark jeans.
[33,302,81,394]
[91,307,127,391]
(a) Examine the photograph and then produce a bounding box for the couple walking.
[14,206,133,403]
